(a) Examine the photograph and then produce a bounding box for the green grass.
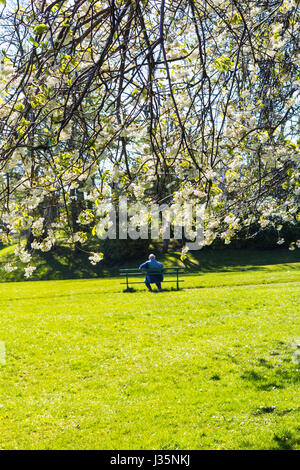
[0,241,299,282]
[0,262,299,449]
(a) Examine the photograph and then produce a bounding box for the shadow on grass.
[241,370,283,391]
[271,430,300,450]
[122,288,174,293]
[123,287,136,293]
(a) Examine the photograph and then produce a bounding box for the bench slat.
[120,269,184,273]
[119,271,184,276]
[120,266,184,272]
[120,266,185,291]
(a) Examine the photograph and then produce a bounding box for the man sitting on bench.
[139,254,163,292]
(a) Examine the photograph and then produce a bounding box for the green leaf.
[33,24,48,35]
[14,103,25,112]
[0,0,6,6]
[29,37,39,47]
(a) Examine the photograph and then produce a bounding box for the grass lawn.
[0,259,299,449]
[1,241,299,281]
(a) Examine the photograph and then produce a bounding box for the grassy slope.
[0,242,299,281]
[0,265,299,449]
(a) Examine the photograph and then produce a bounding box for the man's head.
[149,254,156,260]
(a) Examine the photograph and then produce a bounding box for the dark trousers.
[145,281,161,291]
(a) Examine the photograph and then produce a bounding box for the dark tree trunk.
[70,187,85,253]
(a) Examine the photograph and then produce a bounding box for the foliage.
[0,242,299,281]
[100,237,150,264]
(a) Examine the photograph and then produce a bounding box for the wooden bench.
[120,267,185,291]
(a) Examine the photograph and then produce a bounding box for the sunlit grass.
[0,265,299,449]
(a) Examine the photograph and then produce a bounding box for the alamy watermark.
[94,197,205,250]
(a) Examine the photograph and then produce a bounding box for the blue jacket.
[139,259,164,283]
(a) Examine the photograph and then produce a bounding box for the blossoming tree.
[0,0,299,276]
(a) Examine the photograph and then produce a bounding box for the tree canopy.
[0,0,299,275]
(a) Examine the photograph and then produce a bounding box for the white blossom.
[88,252,104,265]
[32,217,44,237]
[24,265,37,278]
